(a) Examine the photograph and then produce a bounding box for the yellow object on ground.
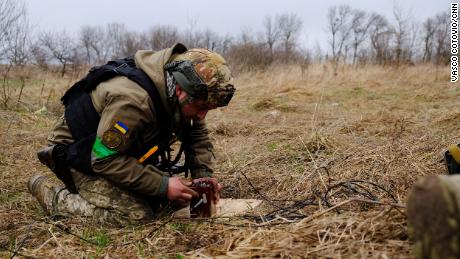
[448,144,460,163]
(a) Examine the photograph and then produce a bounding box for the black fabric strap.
[65,93,100,140]
[111,64,169,133]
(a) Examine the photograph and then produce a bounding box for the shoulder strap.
[110,61,169,131]
[111,60,173,154]
[61,57,135,106]
[62,57,169,132]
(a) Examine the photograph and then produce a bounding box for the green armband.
[92,136,117,159]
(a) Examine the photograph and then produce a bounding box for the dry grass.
[0,63,456,258]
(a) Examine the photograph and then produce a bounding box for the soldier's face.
[176,85,209,121]
[180,99,209,121]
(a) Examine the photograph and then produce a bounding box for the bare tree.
[350,9,373,65]
[0,0,30,110]
[433,11,450,65]
[328,5,353,64]
[369,13,392,65]
[39,31,77,76]
[30,42,49,69]
[119,30,147,57]
[312,41,324,63]
[105,22,128,59]
[421,17,436,62]
[392,5,413,63]
[298,47,312,77]
[5,13,31,66]
[218,34,233,55]
[226,41,270,71]
[327,5,354,73]
[147,25,179,50]
[79,25,109,65]
[200,28,220,50]
[0,0,26,57]
[262,15,280,60]
[408,21,419,63]
[277,13,303,58]
[80,25,96,64]
[183,15,202,48]
[227,28,271,70]
[238,27,254,46]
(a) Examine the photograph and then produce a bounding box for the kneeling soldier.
[30,44,235,225]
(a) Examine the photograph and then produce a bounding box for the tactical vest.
[61,57,172,175]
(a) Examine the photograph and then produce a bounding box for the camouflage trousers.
[407,174,460,259]
[41,170,163,226]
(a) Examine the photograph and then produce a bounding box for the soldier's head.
[164,49,235,120]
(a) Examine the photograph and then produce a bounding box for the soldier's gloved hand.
[167,177,198,203]
[192,177,222,203]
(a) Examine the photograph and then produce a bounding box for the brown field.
[0,63,456,258]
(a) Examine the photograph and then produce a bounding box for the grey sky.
[25,0,452,50]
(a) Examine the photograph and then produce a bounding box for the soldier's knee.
[407,174,460,259]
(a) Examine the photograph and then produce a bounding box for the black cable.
[239,172,398,222]
[263,199,317,221]
[44,219,100,246]
[9,220,34,259]
[239,171,284,210]
[323,180,398,212]
[0,243,36,259]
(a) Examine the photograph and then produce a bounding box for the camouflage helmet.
[164,49,235,109]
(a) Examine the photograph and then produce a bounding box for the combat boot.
[28,174,61,214]
[37,145,77,193]
[407,175,460,259]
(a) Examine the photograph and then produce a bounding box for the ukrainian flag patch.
[113,121,128,134]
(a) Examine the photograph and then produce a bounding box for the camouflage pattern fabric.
[37,170,157,226]
[71,169,156,224]
[407,175,460,259]
[169,49,235,109]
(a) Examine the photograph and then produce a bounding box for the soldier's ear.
[175,84,188,101]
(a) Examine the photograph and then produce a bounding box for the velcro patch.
[114,121,129,134]
[102,129,123,149]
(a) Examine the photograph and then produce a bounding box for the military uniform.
[31,44,234,225]
[406,144,460,258]
[407,175,460,259]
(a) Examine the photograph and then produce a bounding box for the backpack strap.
[109,61,169,134]
[63,57,170,137]
[110,60,173,158]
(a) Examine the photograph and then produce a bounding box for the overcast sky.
[25,0,452,50]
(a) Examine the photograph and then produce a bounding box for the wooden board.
[172,198,263,218]
[216,198,262,217]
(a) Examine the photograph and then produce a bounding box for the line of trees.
[0,0,453,77]
[327,5,451,68]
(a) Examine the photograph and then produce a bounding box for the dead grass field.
[0,63,456,258]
